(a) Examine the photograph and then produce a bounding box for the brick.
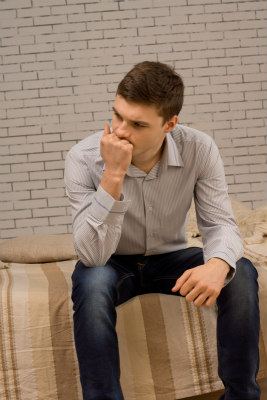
[8,126,41,136]
[1,228,33,239]
[34,225,68,235]
[6,89,39,100]
[249,146,267,155]
[0,64,20,74]
[34,15,67,26]
[205,3,237,13]
[31,188,65,199]
[119,0,153,9]
[19,25,52,36]
[230,101,262,112]
[1,191,30,202]
[0,210,32,221]
[0,136,26,146]
[209,57,241,67]
[44,160,65,170]
[23,79,56,90]
[223,11,255,21]
[244,73,266,83]
[189,13,222,23]
[245,91,266,101]
[20,43,54,54]
[11,162,44,173]
[13,181,45,191]
[2,35,34,46]
[7,107,40,119]
[0,81,22,91]
[0,183,12,192]
[48,197,70,207]
[55,41,87,51]
[104,28,137,38]
[24,97,57,107]
[0,17,33,29]
[238,1,267,11]
[30,170,63,181]
[17,7,51,17]
[0,220,15,229]
[0,172,29,183]
[49,215,72,225]
[67,13,102,23]
[137,8,169,18]
[85,2,118,12]
[33,0,65,5]
[224,29,257,40]
[234,155,266,165]
[41,104,74,116]
[25,115,59,126]
[0,1,31,9]
[51,5,84,15]
[47,179,65,189]
[52,22,86,33]
[9,143,43,155]
[27,134,61,144]
[121,17,154,28]
[29,152,62,162]
[228,183,250,194]
[16,217,48,228]
[40,87,73,97]
[33,207,66,217]
[0,117,24,128]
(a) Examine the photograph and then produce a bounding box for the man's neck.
[132,141,165,174]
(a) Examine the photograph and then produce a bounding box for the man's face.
[112,95,177,162]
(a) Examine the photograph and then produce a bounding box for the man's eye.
[114,112,122,120]
[134,123,144,128]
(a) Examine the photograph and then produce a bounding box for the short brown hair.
[116,61,184,123]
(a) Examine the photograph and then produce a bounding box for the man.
[64,61,260,400]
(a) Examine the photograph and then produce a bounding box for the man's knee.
[72,260,119,303]
[220,257,259,306]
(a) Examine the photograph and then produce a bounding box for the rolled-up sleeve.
[64,148,130,267]
[194,139,243,284]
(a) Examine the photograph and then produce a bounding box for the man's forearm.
[100,169,125,201]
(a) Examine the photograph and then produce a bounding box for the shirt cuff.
[205,251,236,285]
[89,185,131,225]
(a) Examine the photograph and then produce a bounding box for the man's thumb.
[103,124,111,136]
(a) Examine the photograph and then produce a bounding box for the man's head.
[116,61,184,124]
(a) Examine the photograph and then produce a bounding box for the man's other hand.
[171,258,230,307]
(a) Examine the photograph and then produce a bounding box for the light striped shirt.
[64,124,243,280]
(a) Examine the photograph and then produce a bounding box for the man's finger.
[171,269,191,292]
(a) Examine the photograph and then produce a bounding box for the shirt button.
[148,205,153,211]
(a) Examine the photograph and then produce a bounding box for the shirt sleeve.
[64,147,130,267]
[194,139,243,285]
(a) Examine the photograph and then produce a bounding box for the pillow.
[0,234,78,263]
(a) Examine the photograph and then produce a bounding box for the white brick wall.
[0,0,266,241]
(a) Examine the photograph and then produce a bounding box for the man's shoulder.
[171,124,214,148]
[68,130,103,159]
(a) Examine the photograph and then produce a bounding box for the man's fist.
[100,124,133,177]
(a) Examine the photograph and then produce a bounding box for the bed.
[0,200,266,400]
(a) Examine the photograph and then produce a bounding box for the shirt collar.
[161,132,184,169]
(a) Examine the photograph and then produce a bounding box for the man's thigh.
[142,247,204,295]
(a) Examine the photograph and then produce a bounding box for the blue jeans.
[71,247,260,400]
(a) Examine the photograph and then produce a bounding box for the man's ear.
[164,115,178,133]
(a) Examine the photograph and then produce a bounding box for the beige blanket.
[0,200,266,399]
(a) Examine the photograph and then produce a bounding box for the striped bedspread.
[0,239,266,400]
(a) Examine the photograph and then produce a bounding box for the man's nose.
[116,123,130,139]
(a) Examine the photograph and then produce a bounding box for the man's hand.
[171,258,230,307]
[101,124,133,177]
[100,124,133,200]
